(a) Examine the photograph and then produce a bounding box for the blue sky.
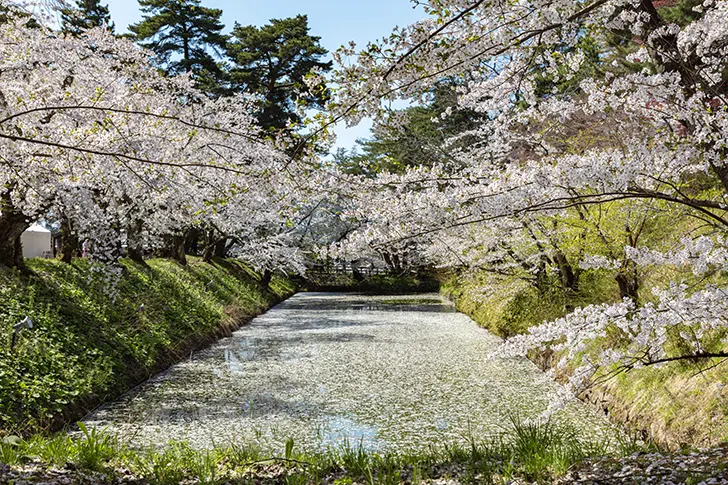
[105,0,426,153]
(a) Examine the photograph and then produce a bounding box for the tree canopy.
[338,81,483,176]
[4,0,728,415]
[60,0,114,35]
[129,0,226,77]
[226,15,331,133]
[324,0,728,401]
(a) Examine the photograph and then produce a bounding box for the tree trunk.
[184,227,200,255]
[214,238,228,258]
[382,252,398,273]
[0,192,30,270]
[391,253,402,273]
[172,235,187,265]
[261,269,272,287]
[183,37,191,73]
[157,234,187,265]
[125,239,146,264]
[125,218,147,265]
[201,244,214,262]
[552,250,579,293]
[352,263,365,282]
[710,163,728,196]
[201,230,217,262]
[616,260,639,302]
[60,213,79,264]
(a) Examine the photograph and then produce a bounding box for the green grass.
[0,257,295,434]
[443,267,728,447]
[356,274,440,294]
[441,270,620,339]
[0,418,637,484]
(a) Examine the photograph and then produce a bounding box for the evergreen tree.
[61,0,114,36]
[129,0,226,77]
[655,0,704,26]
[338,82,482,176]
[0,4,39,27]
[226,15,331,133]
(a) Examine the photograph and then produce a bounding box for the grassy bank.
[0,419,634,485]
[442,271,728,448]
[0,257,295,434]
[303,272,440,294]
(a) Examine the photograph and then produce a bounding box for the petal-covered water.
[84,293,621,452]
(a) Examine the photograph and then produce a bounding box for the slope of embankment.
[0,257,295,434]
[443,272,728,449]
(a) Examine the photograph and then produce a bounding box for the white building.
[21,224,53,259]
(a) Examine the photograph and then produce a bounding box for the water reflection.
[322,416,380,451]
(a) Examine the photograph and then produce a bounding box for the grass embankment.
[442,271,728,448]
[0,419,634,484]
[0,257,295,434]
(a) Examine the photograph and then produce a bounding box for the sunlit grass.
[0,257,295,433]
[0,418,640,484]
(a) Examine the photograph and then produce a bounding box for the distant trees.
[126,3,332,135]
[60,0,114,35]
[338,81,481,176]
[226,15,331,133]
[129,0,226,77]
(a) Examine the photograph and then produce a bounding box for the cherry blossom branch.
[0,132,253,175]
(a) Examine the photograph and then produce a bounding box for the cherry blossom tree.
[327,0,728,396]
[0,9,316,275]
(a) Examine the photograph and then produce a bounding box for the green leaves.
[60,0,115,36]
[284,437,294,460]
[1,434,21,446]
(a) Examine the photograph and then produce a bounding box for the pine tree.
[129,0,226,76]
[338,82,482,176]
[226,15,331,133]
[0,4,40,27]
[60,0,114,36]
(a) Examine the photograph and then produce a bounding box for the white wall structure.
[21,224,52,259]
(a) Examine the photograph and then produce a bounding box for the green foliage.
[0,4,40,28]
[60,0,114,36]
[357,274,439,294]
[0,257,294,433]
[75,422,116,471]
[225,15,332,133]
[129,0,226,77]
[657,0,705,26]
[516,1,703,104]
[530,34,603,101]
[443,269,620,339]
[443,206,728,446]
[0,419,634,484]
[24,433,76,466]
[337,82,483,176]
[304,271,439,294]
[129,443,188,485]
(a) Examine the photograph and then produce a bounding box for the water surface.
[85,293,620,452]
